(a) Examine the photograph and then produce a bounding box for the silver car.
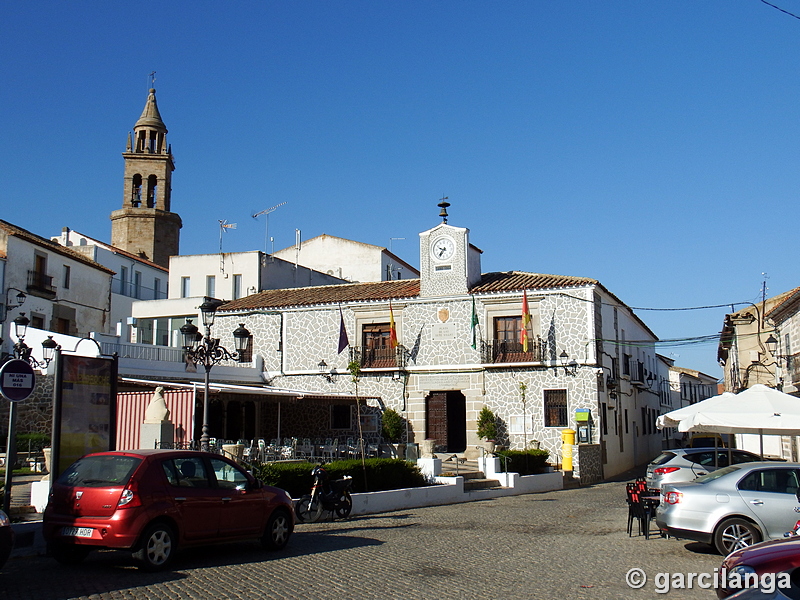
[656,462,800,555]
[646,448,763,489]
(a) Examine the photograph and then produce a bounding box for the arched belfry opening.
[111,86,181,268]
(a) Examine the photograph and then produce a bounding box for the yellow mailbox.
[561,428,576,471]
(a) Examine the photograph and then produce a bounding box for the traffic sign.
[0,359,36,402]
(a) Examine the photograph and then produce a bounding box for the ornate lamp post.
[179,297,251,452]
[1,315,58,514]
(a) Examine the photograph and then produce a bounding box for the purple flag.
[337,306,349,353]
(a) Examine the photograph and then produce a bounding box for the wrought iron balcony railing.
[788,353,800,384]
[27,270,56,297]
[349,345,408,369]
[481,337,546,364]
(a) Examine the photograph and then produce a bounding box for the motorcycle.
[295,464,353,523]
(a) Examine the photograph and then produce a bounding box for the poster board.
[53,353,118,478]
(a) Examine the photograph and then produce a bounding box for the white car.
[656,462,800,555]
[645,448,763,489]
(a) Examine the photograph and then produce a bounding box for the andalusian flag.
[470,296,479,349]
[521,290,531,352]
[389,301,399,348]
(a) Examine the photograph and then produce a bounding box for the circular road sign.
[0,359,36,402]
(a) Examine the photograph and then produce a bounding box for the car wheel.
[49,542,91,566]
[262,508,292,551]
[133,523,176,571]
[714,518,762,555]
[334,492,352,519]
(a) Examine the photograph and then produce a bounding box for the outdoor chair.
[322,439,338,461]
[296,439,313,459]
[626,483,659,539]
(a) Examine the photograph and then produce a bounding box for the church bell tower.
[110,87,182,268]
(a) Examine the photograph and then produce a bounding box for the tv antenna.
[218,220,237,274]
[252,202,287,255]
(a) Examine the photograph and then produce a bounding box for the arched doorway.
[425,390,467,453]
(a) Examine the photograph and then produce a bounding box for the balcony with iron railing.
[788,354,800,385]
[27,270,57,298]
[631,360,645,386]
[481,337,546,364]
[349,345,408,369]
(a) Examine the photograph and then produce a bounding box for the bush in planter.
[476,406,497,441]
[495,449,550,475]
[381,408,405,443]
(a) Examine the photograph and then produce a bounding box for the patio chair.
[322,438,338,461]
[296,439,313,459]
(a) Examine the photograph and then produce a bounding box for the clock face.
[431,236,455,262]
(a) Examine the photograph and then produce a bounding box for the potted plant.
[476,406,498,453]
[381,407,406,459]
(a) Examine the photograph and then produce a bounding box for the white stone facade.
[217,219,664,479]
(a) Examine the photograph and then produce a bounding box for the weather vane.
[149,71,156,89]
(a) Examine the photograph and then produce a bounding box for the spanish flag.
[521,290,531,352]
[389,301,399,348]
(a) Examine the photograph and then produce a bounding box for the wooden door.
[426,392,448,452]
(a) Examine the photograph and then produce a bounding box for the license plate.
[61,526,93,538]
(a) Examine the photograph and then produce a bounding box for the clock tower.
[419,200,482,297]
[110,87,182,268]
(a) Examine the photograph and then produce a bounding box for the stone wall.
[0,373,54,445]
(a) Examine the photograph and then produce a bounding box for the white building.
[215,213,665,480]
[129,251,346,348]
[50,227,168,343]
[273,234,420,282]
[0,219,114,353]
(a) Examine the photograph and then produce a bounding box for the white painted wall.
[2,233,112,353]
[273,234,419,282]
[51,228,168,342]
[168,251,345,301]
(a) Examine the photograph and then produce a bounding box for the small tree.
[476,406,497,441]
[381,408,404,443]
[348,360,368,489]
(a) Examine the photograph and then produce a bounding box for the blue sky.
[3,1,800,377]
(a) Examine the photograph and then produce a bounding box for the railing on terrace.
[481,337,546,364]
[101,341,186,362]
[111,277,167,300]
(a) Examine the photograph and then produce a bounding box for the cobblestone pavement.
[0,478,726,600]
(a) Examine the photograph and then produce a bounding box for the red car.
[43,449,294,570]
[718,523,800,599]
[0,509,14,569]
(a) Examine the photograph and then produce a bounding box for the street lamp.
[2,327,58,514]
[766,334,779,356]
[180,297,251,452]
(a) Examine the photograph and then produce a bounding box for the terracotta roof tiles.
[220,270,600,312]
[0,219,115,274]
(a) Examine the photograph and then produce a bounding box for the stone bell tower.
[110,87,182,268]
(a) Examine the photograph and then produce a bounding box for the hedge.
[494,449,550,475]
[251,458,428,498]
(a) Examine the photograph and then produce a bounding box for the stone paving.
[0,477,726,600]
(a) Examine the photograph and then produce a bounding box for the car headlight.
[729,565,757,579]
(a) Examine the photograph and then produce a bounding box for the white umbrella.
[657,385,800,457]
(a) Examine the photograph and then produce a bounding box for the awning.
[120,377,365,401]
